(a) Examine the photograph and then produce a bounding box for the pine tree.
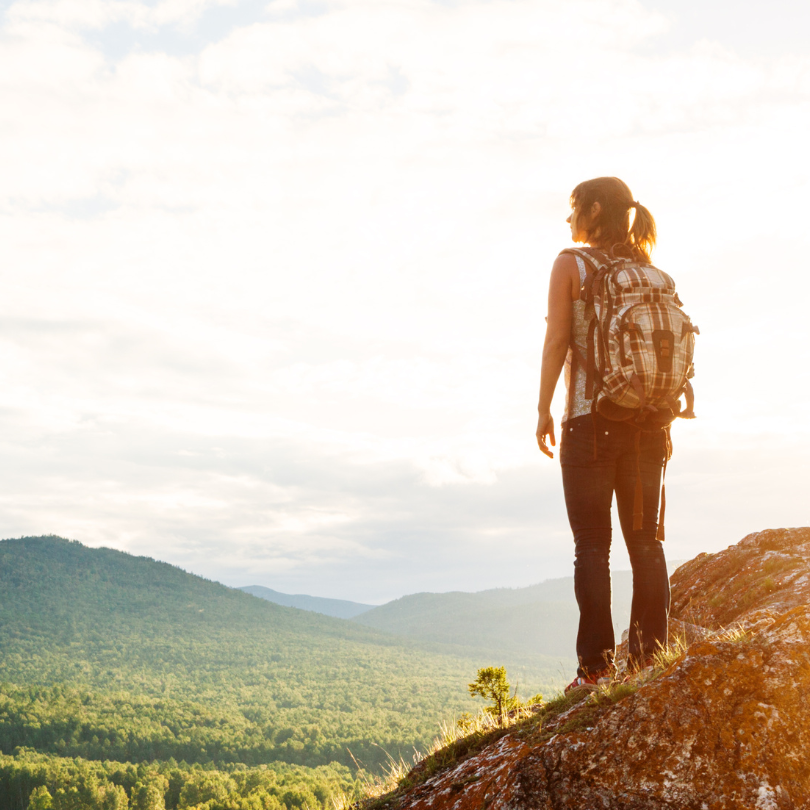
[467,666,515,719]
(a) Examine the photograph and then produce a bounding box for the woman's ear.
[590,201,602,219]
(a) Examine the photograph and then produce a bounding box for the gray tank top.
[562,256,593,423]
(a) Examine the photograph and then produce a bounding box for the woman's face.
[567,206,587,243]
[567,200,600,244]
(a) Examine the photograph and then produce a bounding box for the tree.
[132,782,166,810]
[95,784,128,810]
[467,667,515,719]
[27,785,53,810]
[178,772,235,809]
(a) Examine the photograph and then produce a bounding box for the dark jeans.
[560,413,670,676]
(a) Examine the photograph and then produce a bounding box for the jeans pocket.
[561,416,595,466]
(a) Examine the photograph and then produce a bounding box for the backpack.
[560,247,699,541]
[561,247,699,427]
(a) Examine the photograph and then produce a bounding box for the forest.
[0,536,556,809]
[0,748,358,810]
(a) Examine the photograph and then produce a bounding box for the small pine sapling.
[468,666,516,719]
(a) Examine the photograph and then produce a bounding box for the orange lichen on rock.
[670,527,810,629]
[377,529,810,810]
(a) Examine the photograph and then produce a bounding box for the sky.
[0,0,808,603]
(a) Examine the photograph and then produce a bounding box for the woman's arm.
[536,253,578,458]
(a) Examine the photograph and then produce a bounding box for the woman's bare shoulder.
[552,250,580,272]
[549,250,582,298]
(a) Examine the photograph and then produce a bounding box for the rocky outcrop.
[378,528,810,810]
[670,527,810,628]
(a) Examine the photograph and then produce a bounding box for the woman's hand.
[536,410,556,458]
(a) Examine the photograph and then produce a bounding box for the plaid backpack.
[562,247,699,426]
[561,247,699,540]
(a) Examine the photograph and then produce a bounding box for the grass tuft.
[650,634,688,671]
[715,623,752,644]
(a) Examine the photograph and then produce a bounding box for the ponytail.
[628,200,656,262]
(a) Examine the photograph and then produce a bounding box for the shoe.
[564,668,613,694]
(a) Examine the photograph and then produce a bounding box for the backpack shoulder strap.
[558,249,609,397]
[559,247,611,273]
[559,248,614,304]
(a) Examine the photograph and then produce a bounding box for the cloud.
[0,0,807,600]
[5,0,243,31]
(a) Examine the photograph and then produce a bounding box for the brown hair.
[570,177,656,262]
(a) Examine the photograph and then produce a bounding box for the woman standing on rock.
[535,177,690,692]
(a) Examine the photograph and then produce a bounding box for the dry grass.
[714,623,752,644]
[650,633,688,671]
[331,791,357,810]
[438,704,539,748]
[340,746,425,806]
[330,702,547,809]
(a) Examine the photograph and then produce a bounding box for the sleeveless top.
[562,256,594,423]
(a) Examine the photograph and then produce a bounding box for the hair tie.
[630,200,640,209]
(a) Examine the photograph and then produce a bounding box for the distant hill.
[350,567,685,660]
[241,566,687,667]
[241,585,374,619]
[0,536,572,774]
[239,574,632,663]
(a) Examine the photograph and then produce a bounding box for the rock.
[669,527,810,629]
[379,529,810,810]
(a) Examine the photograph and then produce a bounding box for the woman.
[536,177,670,692]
